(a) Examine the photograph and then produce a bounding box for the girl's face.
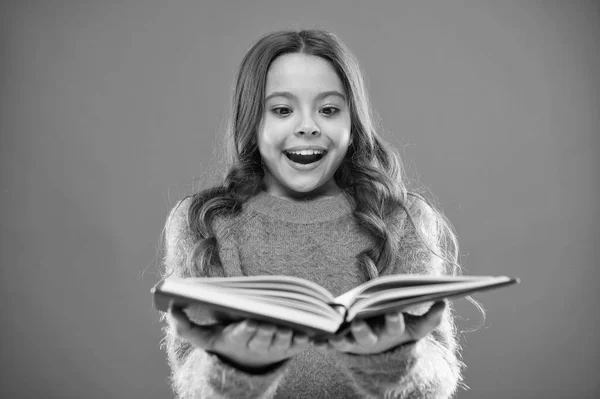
[257,53,351,200]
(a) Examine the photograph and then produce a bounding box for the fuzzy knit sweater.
[162,190,462,399]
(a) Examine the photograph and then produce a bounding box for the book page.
[344,276,515,321]
[195,287,338,318]
[333,274,489,308]
[159,278,343,332]
[179,275,335,303]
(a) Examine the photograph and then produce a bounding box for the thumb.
[169,305,220,350]
[405,300,446,341]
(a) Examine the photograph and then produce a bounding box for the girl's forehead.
[265,53,345,95]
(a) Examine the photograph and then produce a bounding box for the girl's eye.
[320,107,339,116]
[272,107,292,116]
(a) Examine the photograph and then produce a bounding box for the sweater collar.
[246,190,354,223]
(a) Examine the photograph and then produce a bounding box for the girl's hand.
[325,301,446,355]
[168,305,311,371]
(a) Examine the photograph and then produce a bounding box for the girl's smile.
[284,148,327,170]
[257,53,351,200]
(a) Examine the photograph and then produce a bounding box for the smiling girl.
[259,53,351,200]
[161,29,464,398]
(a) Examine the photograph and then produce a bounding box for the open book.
[152,274,519,338]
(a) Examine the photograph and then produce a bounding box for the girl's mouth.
[284,150,327,165]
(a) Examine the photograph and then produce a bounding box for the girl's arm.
[160,197,290,399]
[334,198,463,398]
[163,324,289,399]
[334,309,462,398]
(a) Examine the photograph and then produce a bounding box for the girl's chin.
[284,183,322,195]
[281,178,339,197]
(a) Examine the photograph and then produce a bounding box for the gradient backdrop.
[1,1,598,398]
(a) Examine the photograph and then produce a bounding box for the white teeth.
[287,149,324,155]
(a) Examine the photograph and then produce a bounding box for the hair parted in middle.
[168,29,461,284]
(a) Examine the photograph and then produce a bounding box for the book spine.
[330,303,349,333]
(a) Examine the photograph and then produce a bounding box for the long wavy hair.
[168,29,464,284]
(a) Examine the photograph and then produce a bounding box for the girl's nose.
[295,129,320,136]
[295,115,320,137]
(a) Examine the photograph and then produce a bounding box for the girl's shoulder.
[165,189,245,243]
[164,196,194,250]
[405,192,438,220]
[405,192,433,213]
[400,192,441,242]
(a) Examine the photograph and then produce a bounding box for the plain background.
[1,1,598,398]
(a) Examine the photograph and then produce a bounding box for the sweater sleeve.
[336,197,464,398]
[160,196,289,399]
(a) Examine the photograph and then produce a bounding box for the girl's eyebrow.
[264,90,346,102]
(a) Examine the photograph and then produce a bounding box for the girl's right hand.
[168,305,311,372]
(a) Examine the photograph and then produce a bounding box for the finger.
[168,305,191,329]
[228,319,258,348]
[271,328,293,351]
[285,334,310,356]
[384,311,405,337]
[169,306,217,349]
[406,300,446,341]
[248,323,276,352]
[351,320,378,347]
[290,333,310,351]
[329,335,352,352]
[168,305,199,337]
[312,339,330,351]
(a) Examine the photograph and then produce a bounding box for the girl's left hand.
[324,300,446,355]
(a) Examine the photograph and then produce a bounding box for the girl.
[162,29,465,398]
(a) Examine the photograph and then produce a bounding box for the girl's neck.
[261,176,342,202]
[248,189,352,223]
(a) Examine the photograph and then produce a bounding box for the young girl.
[161,29,464,398]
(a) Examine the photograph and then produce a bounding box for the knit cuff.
[331,341,419,397]
[338,341,418,384]
[208,350,290,375]
[335,338,462,399]
[173,349,289,399]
